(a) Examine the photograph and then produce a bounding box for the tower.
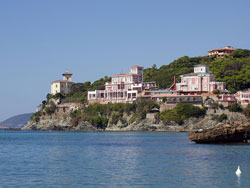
[130,65,143,83]
[62,72,73,82]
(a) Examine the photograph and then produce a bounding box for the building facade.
[208,46,235,58]
[217,94,237,107]
[88,66,156,104]
[176,65,226,94]
[51,72,73,95]
[235,90,250,107]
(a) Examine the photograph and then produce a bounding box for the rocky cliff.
[23,106,248,132]
[189,121,250,143]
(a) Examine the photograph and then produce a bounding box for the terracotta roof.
[113,73,138,77]
[208,47,235,52]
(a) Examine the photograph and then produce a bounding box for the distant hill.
[0,113,33,128]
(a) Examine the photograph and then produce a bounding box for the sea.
[0,131,249,188]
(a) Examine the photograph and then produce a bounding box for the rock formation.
[189,121,250,143]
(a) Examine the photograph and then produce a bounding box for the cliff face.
[22,114,214,132]
[23,115,98,131]
[23,109,248,132]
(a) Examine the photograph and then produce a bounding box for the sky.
[0,0,250,121]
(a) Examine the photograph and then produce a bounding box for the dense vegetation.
[160,103,206,124]
[62,76,111,104]
[70,99,159,129]
[144,49,250,93]
[243,104,250,118]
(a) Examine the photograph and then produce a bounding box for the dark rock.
[189,121,250,144]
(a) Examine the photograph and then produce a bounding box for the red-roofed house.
[208,46,235,58]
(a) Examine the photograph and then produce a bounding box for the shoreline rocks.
[189,121,250,144]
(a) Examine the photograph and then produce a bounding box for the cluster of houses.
[49,46,250,111]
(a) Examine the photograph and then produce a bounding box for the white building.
[51,72,73,95]
[235,89,250,107]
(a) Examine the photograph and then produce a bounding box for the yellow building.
[51,72,73,95]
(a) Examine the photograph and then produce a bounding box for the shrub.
[213,89,220,94]
[243,104,250,118]
[218,113,228,122]
[219,104,224,110]
[162,97,167,103]
[160,103,206,124]
[129,114,138,123]
[89,116,108,129]
[228,103,242,112]
[70,109,82,118]
[110,112,121,125]
[45,102,56,115]
[30,111,42,123]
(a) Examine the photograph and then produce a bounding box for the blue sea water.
[0,131,249,188]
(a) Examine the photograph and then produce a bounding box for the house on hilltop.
[51,72,73,95]
[208,46,235,58]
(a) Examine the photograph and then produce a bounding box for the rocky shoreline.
[189,121,250,144]
[21,110,250,144]
[22,110,247,132]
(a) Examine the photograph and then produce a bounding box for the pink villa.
[208,46,235,58]
[176,65,226,94]
[235,90,250,107]
[88,66,156,104]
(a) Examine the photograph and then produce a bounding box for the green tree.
[228,103,242,112]
[243,104,250,118]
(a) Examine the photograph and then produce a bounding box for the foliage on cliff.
[160,103,206,124]
[70,99,159,129]
[144,49,250,93]
[62,76,111,103]
[243,104,250,118]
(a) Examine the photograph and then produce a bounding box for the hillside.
[58,49,250,105]
[144,49,250,93]
[0,113,33,128]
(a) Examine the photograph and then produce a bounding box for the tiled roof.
[113,73,138,77]
[208,47,235,52]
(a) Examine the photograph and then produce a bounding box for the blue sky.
[0,0,250,121]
